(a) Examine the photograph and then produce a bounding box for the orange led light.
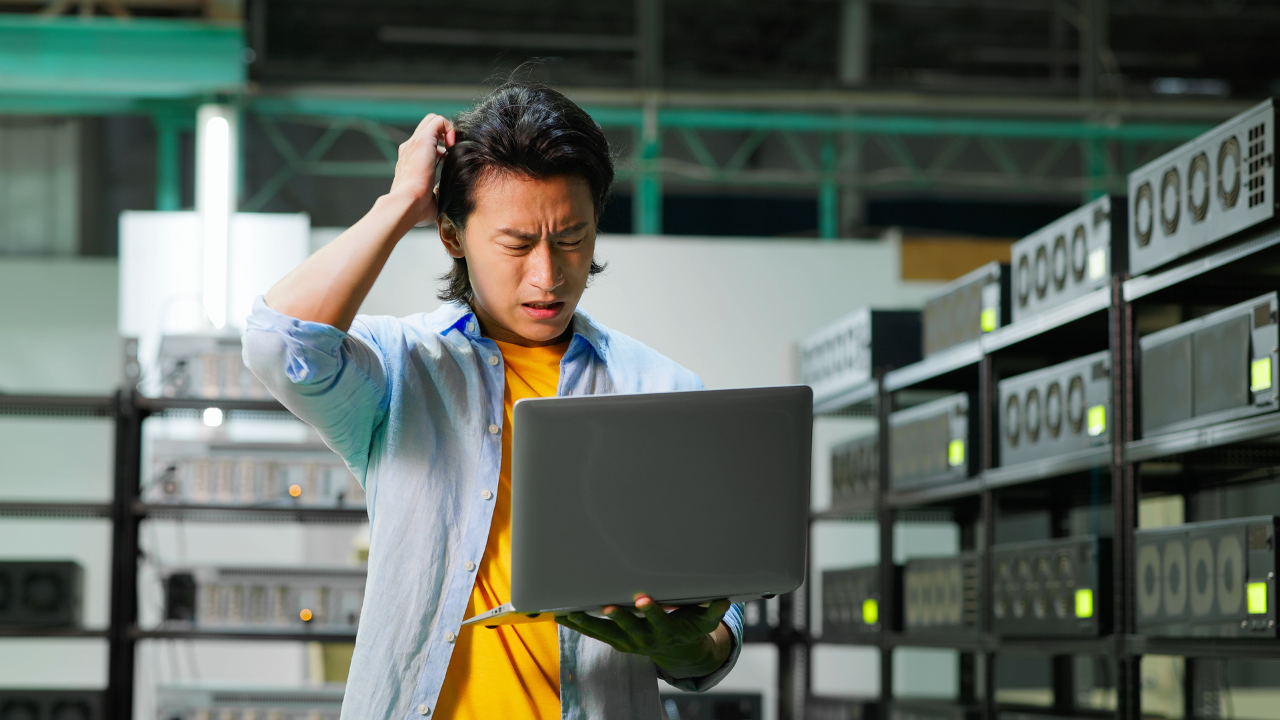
[299,608,313,622]
[289,484,302,498]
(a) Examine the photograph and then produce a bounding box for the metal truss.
[234,99,1210,237]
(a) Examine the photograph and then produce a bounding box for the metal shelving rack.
[803,226,1280,720]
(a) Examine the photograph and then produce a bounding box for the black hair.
[435,80,613,304]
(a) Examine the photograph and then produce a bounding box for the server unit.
[1129,98,1277,276]
[1139,292,1279,438]
[903,554,981,636]
[991,536,1111,637]
[155,686,344,720]
[163,566,365,633]
[798,308,922,403]
[807,698,880,720]
[831,433,879,507]
[999,351,1111,467]
[147,440,365,508]
[1012,195,1126,323]
[822,564,900,640]
[158,334,270,400]
[890,394,975,490]
[0,561,82,628]
[922,262,1010,356]
[659,693,762,720]
[0,690,103,720]
[891,701,981,720]
[1135,516,1278,638]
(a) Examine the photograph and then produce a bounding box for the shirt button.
[466,321,475,333]
[465,561,476,571]
[445,631,457,643]
[489,424,499,435]
[417,704,430,715]
[481,489,493,500]
[487,355,499,366]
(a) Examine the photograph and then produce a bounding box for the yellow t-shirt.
[434,338,569,720]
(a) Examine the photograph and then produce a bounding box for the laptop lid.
[509,385,812,611]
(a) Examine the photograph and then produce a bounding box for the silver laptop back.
[509,385,812,611]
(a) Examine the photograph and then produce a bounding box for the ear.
[438,214,465,259]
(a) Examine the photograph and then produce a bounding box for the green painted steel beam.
[0,16,245,98]
[657,108,1212,141]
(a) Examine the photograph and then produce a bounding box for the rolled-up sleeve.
[242,296,389,485]
[657,602,745,692]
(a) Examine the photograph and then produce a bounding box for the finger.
[634,594,675,637]
[671,598,733,634]
[560,612,633,650]
[603,605,653,644]
[556,616,623,651]
[412,112,440,137]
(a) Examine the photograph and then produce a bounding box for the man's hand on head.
[555,593,734,679]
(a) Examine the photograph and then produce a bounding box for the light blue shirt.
[242,297,743,720]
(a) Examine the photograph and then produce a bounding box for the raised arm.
[264,114,456,331]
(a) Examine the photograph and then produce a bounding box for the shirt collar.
[434,302,609,362]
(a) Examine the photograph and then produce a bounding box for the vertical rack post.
[107,390,142,719]
[876,373,895,707]
[1112,270,1140,719]
[978,355,997,720]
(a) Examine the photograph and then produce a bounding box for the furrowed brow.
[497,221,589,241]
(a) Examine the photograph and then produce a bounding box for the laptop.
[462,385,812,628]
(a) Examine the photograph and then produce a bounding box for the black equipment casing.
[0,561,83,628]
[922,262,1010,356]
[831,433,878,508]
[890,393,975,490]
[1139,292,1279,438]
[1012,195,1127,323]
[1129,98,1277,276]
[822,563,900,640]
[991,536,1111,637]
[0,690,104,719]
[799,308,923,405]
[1135,516,1278,638]
[998,351,1112,467]
[903,553,982,636]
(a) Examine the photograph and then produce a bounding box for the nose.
[527,240,564,293]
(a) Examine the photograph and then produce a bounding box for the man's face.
[440,172,597,346]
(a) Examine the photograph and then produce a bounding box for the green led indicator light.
[1075,588,1094,618]
[1251,357,1273,393]
[1248,582,1268,614]
[1087,405,1107,437]
[948,439,965,467]
[980,308,997,333]
[862,599,879,625]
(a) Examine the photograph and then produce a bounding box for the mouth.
[521,301,565,320]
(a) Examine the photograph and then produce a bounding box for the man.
[243,81,744,719]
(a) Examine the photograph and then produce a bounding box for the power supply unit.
[998,351,1111,467]
[155,685,344,720]
[1135,516,1278,638]
[798,308,922,403]
[890,393,975,490]
[147,440,365,508]
[162,566,365,633]
[822,564,900,640]
[991,536,1111,637]
[0,561,82,628]
[1129,98,1276,277]
[807,698,880,720]
[659,693,762,720]
[1011,195,1126,323]
[831,433,879,507]
[922,262,1010,356]
[903,553,981,636]
[1139,292,1279,438]
[890,701,981,720]
[0,690,103,720]
[158,334,270,400]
